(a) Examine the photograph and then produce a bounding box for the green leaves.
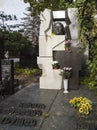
[3,31,32,57]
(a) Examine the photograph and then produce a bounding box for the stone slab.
[0,84,97,130]
[0,83,58,130]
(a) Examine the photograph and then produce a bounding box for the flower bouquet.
[60,67,72,79]
[52,61,60,69]
[64,39,72,52]
[69,97,92,116]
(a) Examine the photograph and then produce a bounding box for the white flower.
[63,67,66,70]
[69,67,72,70]
[63,67,72,71]
[66,67,70,70]
[60,69,63,73]
[54,61,58,64]
[52,61,58,65]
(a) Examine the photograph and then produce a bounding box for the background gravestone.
[1,59,14,94]
[53,47,82,90]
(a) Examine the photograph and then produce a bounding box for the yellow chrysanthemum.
[69,96,92,116]
[77,97,82,101]
[85,103,90,107]
[80,101,84,104]
[81,103,86,107]
[79,107,83,113]
[84,105,89,110]
[69,99,74,104]
[84,110,89,115]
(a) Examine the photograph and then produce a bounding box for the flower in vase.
[52,61,60,69]
[64,39,72,51]
[59,67,72,79]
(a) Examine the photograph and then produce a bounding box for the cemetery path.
[0,83,97,130]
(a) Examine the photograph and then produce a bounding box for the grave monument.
[37,8,87,90]
[1,51,14,94]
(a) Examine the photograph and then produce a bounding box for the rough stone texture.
[68,8,79,40]
[0,83,97,130]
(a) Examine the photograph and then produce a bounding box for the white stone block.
[37,57,52,76]
[40,69,62,90]
[37,57,62,89]
[71,39,79,47]
[40,9,52,36]
[68,8,79,39]
[39,36,48,56]
[50,36,65,50]
[39,36,65,56]
[53,11,65,19]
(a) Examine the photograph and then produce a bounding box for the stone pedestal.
[37,57,62,89]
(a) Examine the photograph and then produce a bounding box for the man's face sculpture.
[52,22,65,35]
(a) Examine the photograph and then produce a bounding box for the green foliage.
[14,68,41,76]
[24,0,74,15]
[3,31,32,57]
[14,61,20,68]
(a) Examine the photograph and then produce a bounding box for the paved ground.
[0,83,97,130]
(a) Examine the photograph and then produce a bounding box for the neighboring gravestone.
[1,59,14,94]
[0,40,4,59]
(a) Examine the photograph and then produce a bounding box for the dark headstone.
[1,59,14,94]
[0,41,4,59]
[53,47,82,90]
